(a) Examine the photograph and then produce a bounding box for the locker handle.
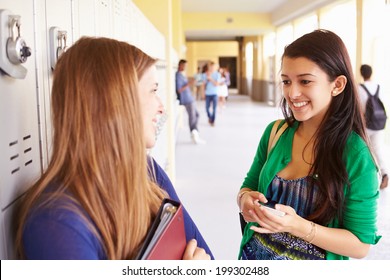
[49,27,67,70]
[0,9,31,79]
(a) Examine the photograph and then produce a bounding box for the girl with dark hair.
[237,29,380,260]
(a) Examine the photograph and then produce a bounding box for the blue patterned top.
[242,175,326,260]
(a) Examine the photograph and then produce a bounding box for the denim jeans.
[205,94,218,124]
[184,102,199,132]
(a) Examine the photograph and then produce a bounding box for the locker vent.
[9,134,33,175]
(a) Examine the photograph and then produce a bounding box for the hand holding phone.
[259,201,286,217]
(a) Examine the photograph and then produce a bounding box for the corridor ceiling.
[181,0,337,41]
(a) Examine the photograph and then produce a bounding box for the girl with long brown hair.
[15,37,212,260]
[237,30,380,260]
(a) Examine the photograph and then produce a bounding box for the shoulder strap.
[360,83,371,96]
[267,120,288,155]
[374,85,380,97]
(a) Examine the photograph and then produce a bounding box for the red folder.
[136,199,186,260]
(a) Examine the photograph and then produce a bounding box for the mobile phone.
[258,201,286,217]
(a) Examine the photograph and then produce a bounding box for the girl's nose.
[288,84,302,99]
[157,96,165,115]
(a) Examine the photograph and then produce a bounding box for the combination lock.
[7,36,31,64]
[0,10,31,79]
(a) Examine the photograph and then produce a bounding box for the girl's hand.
[239,191,267,223]
[248,203,302,235]
[182,239,211,260]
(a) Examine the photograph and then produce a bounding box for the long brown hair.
[281,30,368,225]
[16,37,166,259]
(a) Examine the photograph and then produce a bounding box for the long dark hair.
[281,29,368,225]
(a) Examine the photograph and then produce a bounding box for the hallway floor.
[173,93,389,260]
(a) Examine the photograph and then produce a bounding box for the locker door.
[73,0,97,39]
[96,0,112,37]
[112,0,125,40]
[0,1,40,259]
[34,0,73,169]
[122,0,133,43]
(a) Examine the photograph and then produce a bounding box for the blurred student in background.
[359,64,388,189]
[194,66,204,100]
[203,61,221,126]
[217,67,229,110]
[176,59,205,144]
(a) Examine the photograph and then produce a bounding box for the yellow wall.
[182,12,272,90]
[185,41,239,74]
[171,0,185,56]
[242,36,263,80]
[183,12,272,32]
[133,0,184,56]
[133,0,167,34]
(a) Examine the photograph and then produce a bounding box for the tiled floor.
[173,93,389,260]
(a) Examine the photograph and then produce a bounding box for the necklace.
[302,153,313,165]
[301,148,314,165]
[302,154,319,179]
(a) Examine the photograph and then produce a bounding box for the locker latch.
[0,9,31,79]
[7,15,31,64]
[49,27,67,70]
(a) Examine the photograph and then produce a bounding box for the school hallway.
[173,92,390,260]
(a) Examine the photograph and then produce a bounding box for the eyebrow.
[281,73,316,78]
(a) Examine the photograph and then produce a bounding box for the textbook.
[136,199,186,260]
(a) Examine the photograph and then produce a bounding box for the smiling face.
[281,57,339,125]
[138,65,164,149]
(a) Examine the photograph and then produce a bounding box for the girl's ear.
[331,75,347,96]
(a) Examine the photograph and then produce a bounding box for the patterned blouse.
[241,175,326,260]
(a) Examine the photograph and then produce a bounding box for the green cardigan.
[239,120,381,260]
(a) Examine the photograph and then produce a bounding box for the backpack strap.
[360,83,380,97]
[267,120,288,155]
[374,85,380,97]
[360,83,371,96]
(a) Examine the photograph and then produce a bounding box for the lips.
[151,119,158,130]
[152,114,162,131]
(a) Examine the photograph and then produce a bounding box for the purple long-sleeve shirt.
[22,157,214,259]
